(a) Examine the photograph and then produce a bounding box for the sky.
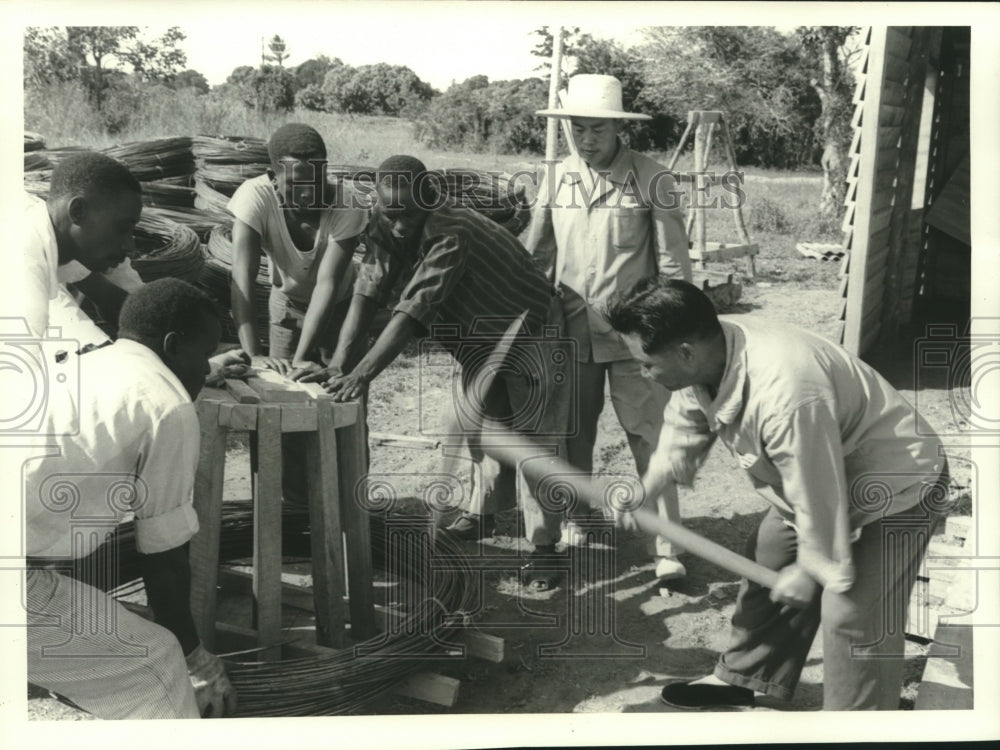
[11,0,899,92]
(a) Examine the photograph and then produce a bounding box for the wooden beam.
[252,405,284,657]
[396,673,461,707]
[226,379,260,404]
[460,631,505,663]
[338,400,377,640]
[246,372,312,402]
[843,26,890,356]
[305,399,347,648]
[189,400,228,650]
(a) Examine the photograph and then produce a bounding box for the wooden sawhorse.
[188,371,375,654]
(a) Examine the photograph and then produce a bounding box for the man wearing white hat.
[526,74,693,581]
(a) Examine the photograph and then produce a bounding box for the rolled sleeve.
[393,234,468,329]
[652,170,692,282]
[655,386,716,486]
[133,405,201,554]
[764,400,856,593]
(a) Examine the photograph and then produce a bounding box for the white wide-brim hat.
[536,74,651,120]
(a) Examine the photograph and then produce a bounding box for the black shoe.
[660,681,754,709]
[444,513,495,541]
[519,544,564,591]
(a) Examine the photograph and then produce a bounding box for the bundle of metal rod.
[102,502,479,716]
[130,211,204,284]
[102,137,196,182]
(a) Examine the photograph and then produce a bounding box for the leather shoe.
[660,681,754,709]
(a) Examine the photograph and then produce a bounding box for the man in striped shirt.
[307,155,571,589]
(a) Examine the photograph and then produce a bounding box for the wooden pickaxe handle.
[478,429,779,589]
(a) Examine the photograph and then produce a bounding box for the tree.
[252,65,295,112]
[119,26,187,83]
[529,26,581,78]
[798,26,861,219]
[23,27,78,87]
[266,35,289,68]
[172,69,209,94]
[324,63,433,116]
[294,55,338,90]
[639,27,820,168]
[64,26,140,109]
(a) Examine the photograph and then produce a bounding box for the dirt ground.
[27,276,971,720]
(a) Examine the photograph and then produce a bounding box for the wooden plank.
[338,400,377,640]
[189,400,228,650]
[246,375,312,403]
[882,51,910,83]
[885,27,912,62]
[870,205,893,235]
[876,125,903,151]
[252,405,284,657]
[881,78,907,108]
[396,673,461,707]
[305,399,347,647]
[865,243,891,282]
[879,103,906,128]
[688,243,759,263]
[226,379,260,404]
[460,631,505,663]
[280,404,317,433]
[219,402,258,431]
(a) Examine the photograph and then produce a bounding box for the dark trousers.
[715,499,944,709]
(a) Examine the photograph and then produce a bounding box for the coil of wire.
[199,223,271,345]
[102,136,196,182]
[130,211,204,284]
[103,503,478,716]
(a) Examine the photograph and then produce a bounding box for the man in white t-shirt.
[228,123,368,377]
[15,153,143,341]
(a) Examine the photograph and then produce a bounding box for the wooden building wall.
[838,26,969,357]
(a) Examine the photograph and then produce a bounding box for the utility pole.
[544,26,564,164]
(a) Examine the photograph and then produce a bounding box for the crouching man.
[605,277,951,710]
[25,279,237,719]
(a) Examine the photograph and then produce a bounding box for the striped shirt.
[355,203,554,368]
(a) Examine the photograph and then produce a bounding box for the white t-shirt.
[25,339,201,558]
[227,173,368,306]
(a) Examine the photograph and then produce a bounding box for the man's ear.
[162,331,182,362]
[677,341,696,363]
[67,196,88,226]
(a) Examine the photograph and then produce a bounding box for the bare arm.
[294,235,358,365]
[229,219,265,357]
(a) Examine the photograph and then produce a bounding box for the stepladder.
[669,110,759,277]
[188,369,376,658]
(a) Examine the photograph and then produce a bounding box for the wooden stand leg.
[338,400,377,640]
[305,400,347,647]
[252,405,283,658]
[190,401,228,650]
[693,121,708,270]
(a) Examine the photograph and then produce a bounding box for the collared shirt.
[355,202,553,369]
[656,317,945,593]
[49,258,146,352]
[228,173,368,306]
[25,339,201,559]
[18,193,63,338]
[525,143,692,362]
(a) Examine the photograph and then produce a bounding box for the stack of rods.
[102,136,195,182]
[102,502,479,716]
[130,210,204,284]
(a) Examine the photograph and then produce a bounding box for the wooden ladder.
[668,110,758,277]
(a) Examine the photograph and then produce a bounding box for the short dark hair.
[605,276,722,353]
[376,154,440,206]
[118,278,220,341]
[49,151,141,202]
[267,123,327,164]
